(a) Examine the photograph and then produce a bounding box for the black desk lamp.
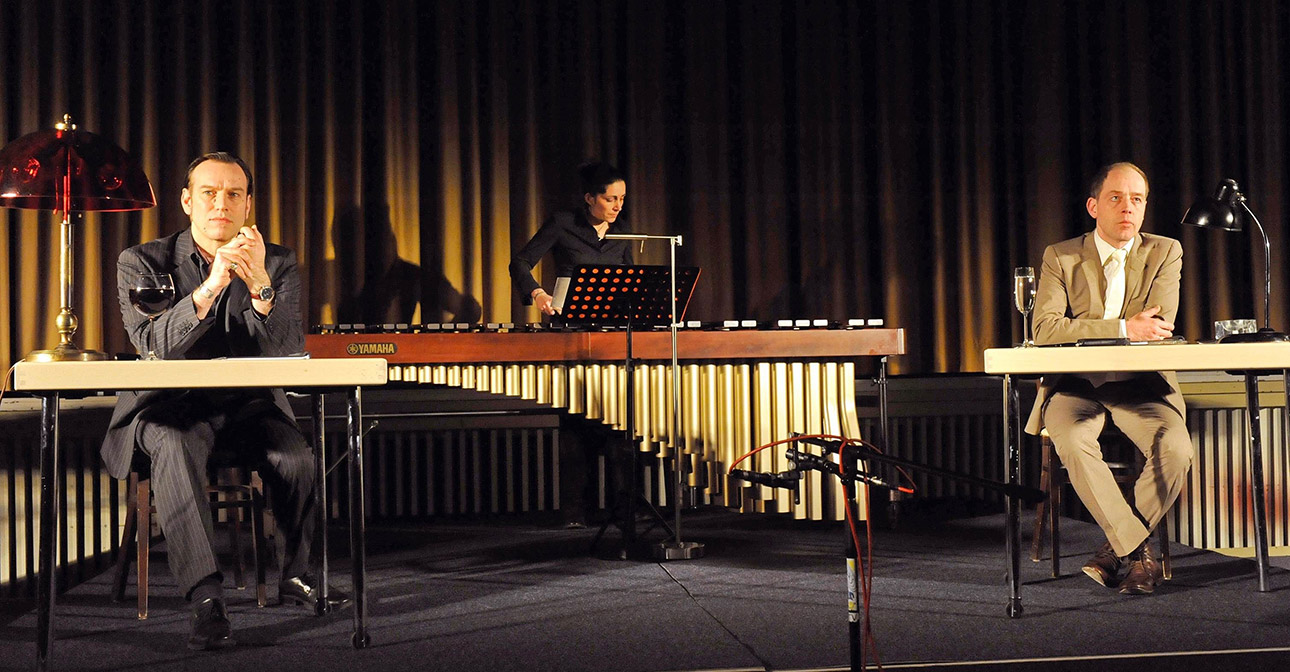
[1181,179,1289,343]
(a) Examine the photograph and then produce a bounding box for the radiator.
[858,376,1290,550]
[0,418,124,599]
[1177,405,1290,549]
[4,375,1288,597]
[0,399,561,598]
[317,425,561,520]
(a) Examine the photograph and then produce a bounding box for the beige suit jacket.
[1024,231,1185,435]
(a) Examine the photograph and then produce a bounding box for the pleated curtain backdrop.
[1,0,1288,374]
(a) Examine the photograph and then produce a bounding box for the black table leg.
[1004,375,1022,618]
[36,392,60,671]
[312,393,331,616]
[1242,374,1272,592]
[346,387,370,648]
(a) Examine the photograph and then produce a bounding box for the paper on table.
[212,352,312,361]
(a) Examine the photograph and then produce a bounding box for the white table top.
[984,341,1290,375]
[13,357,389,392]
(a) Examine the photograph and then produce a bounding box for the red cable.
[842,438,882,670]
[726,433,854,473]
[728,433,905,669]
[729,433,917,496]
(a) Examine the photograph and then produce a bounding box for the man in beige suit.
[1026,162,1193,595]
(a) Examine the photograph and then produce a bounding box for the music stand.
[561,264,699,558]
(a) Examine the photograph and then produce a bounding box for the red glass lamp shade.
[0,122,155,212]
[0,115,156,361]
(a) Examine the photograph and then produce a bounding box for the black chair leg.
[1157,517,1171,580]
[1050,460,1062,578]
[227,488,246,590]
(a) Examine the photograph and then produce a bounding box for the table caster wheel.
[1006,601,1023,619]
[316,601,331,617]
[352,632,371,649]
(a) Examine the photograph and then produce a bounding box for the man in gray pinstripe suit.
[101,152,344,651]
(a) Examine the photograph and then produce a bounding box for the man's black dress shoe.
[188,597,233,651]
[279,573,352,611]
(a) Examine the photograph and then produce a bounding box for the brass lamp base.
[24,344,110,362]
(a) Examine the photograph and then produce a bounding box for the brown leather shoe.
[1118,541,1161,595]
[1081,542,1123,586]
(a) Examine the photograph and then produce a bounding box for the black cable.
[657,562,775,671]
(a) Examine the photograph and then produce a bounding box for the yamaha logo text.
[346,342,398,356]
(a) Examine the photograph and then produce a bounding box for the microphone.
[784,447,836,472]
[784,447,914,493]
[794,435,846,454]
[729,469,802,490]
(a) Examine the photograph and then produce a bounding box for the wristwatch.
[253,284,275,302]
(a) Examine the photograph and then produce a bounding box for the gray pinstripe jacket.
[99,228,304,479]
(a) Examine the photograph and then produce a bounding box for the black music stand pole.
[588,296,667,559]
[566,258,701,559]
[621,311,642,550]
[603,236,706,559]
[605,234,705,561]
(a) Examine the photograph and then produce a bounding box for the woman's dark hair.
[577,161,624,197]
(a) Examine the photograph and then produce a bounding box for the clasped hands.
[209,225,271,296]
[1126,305,1174,341]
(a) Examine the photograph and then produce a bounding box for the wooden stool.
[110,466,270,619]
[1031,429,1171,580]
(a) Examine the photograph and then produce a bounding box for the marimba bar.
[306,322,904,521]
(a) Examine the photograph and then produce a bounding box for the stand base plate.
[652,540,705,561]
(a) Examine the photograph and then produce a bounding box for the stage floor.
[3,509,1290,671]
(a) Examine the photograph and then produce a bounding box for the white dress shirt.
[1093,233,1131,337]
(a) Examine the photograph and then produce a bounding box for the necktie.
[1103,248,1127,319]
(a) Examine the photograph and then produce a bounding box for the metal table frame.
[985,342,1290,617]
[13,358,387,670]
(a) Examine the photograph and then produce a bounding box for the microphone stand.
[730,434,1046,672]
[732,439,882,671]
[604,233,704,560]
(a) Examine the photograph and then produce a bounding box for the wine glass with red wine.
[129,272,176,360]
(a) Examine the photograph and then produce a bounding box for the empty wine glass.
[129,272,176,360]
[1014,266,1036,347]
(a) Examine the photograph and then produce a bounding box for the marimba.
[306,321,905,521]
